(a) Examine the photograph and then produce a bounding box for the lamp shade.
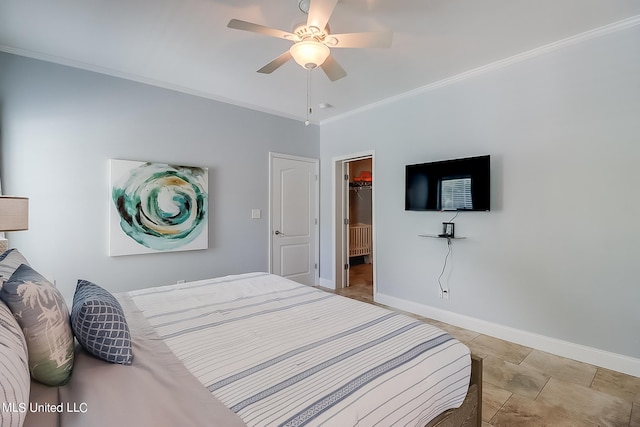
[289,40,330,70]
[0,196,29,232]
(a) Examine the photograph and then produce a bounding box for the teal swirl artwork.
[109,160,208,256]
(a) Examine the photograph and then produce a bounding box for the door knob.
[274,230,283,235]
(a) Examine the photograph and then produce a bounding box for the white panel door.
[270,154,318,286]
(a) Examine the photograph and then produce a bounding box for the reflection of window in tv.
[441,177,473,210]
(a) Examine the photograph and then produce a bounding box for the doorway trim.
[268,152,320,285]
[332,150,376,291]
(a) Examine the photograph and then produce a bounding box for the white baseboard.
[376,292,640,378]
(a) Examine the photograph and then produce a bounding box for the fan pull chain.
[305,68,312,126]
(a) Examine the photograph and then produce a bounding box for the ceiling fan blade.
[257,51,293,74]
[320,54,347,81]
[307,0,339,31]
[227,19,297,41]
[329,31,393,48]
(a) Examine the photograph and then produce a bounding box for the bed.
[2,266,481,427]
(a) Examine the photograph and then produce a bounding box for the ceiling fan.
[227,0,393,82]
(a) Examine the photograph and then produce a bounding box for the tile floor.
[326,263,640,427]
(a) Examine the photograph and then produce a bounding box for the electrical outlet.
[439,288,450,299]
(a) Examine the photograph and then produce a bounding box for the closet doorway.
[347,158,373,298]
[333,152,374,301]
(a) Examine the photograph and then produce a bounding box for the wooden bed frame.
[426,353,483,427]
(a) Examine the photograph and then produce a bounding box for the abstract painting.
[109,159,208,256]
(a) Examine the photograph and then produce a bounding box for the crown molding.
[321,14,640,125]
[0,45,313,125]
[2,14,638,128]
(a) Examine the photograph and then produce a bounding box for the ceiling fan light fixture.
[290,40,330,69]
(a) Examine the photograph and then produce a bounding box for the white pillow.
[0,300,30,427]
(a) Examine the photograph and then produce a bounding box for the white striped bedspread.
[126,273,471,427]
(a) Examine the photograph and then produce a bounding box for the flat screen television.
[405,155,490,211]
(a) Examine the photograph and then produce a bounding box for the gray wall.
[319,25,640,359]
[0,52,319,302]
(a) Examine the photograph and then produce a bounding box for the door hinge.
[344,263,349,270]
[314,263,318,270]
[344,218,349,225]
[344,174,349,181]
[315,218,318,225]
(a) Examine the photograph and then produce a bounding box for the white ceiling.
[1,0,639,124]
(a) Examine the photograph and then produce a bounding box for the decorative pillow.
[0,300,30,427]
[0,248,30,286]
[0,264,74,386]
[71,280,133,365]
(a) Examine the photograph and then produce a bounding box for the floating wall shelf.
[418,234,466,240]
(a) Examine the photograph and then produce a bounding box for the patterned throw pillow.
[0,300,30,427]
[71,280,133,365]
[0,264,74,386]
[0,248,30,286]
